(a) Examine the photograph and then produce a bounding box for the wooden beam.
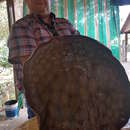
[0,0,5,2]
[6,0,17,99]
[125,33,128,62]
[6,0,15,32]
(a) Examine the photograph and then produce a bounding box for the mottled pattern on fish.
[23,36,130,130]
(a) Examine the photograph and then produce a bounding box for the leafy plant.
[0,1,15,108]
[0,1,10,68]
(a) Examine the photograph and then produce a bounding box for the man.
[8,0,79,119]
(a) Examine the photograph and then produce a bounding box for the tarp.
[23,0,120,60]
[50,0,120,60]
[111,0,130,5]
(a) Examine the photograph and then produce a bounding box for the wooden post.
[6,0,17,100]
[6,0,15,32]
[125,33,128,62]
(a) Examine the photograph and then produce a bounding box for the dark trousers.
[27,105,35,119]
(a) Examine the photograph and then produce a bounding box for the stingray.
[23,36,130,130]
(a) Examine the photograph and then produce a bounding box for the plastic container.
[5,100,18,119]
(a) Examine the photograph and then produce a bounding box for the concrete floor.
[0,62,130,130]
[121,62,130,81]
[0,108,28,130]
[121,62,130,128]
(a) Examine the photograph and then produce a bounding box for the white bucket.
[5,100,18,119]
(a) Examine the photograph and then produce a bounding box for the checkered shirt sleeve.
[7,23,37,64]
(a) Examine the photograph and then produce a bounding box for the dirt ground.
[0,108,28,130]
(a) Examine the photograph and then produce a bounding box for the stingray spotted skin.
[23,36,130,130]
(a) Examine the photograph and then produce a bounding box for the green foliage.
[0,2,9,40]
[0,1,15,108]
[0,1,11,68]
[0,41,11,68]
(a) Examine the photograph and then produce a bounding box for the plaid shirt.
[8,13,79,91]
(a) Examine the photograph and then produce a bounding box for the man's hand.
[20,55,30,65]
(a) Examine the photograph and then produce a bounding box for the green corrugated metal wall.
[23,0,120,60]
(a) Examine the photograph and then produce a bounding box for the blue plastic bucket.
[5,100,18,119]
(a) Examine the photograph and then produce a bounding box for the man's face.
[25,0,50,15]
